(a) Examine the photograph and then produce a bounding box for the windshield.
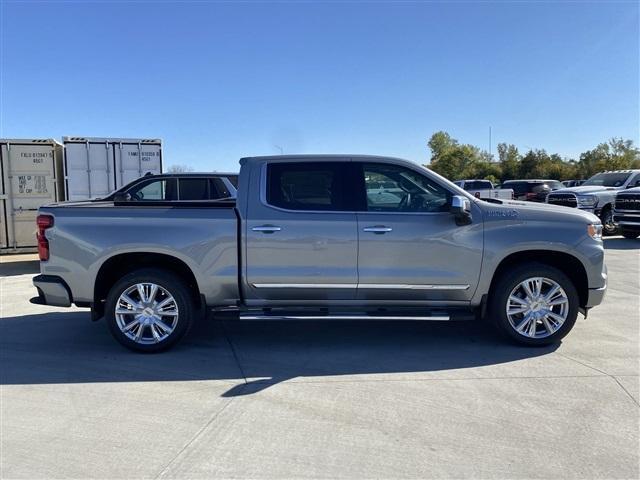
[583,172,631,187]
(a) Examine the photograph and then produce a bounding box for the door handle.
[363,226,392,234]
[252,225,282,233]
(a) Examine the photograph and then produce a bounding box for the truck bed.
[39,200,240,307]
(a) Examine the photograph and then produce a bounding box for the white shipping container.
[63,137,162,200]
[0,139,64,253]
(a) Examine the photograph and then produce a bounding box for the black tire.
[488,262,579,346]
[600,206,619,236]
[105,268,195,352]
[621,229,640,239]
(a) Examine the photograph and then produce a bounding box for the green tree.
[497,143,520,181]
[577,138,640,178]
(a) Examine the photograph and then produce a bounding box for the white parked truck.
[453,179,513,200]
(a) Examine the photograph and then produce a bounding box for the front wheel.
[600,206,619,236]
[489,263,579,346]
[105,268,195,352]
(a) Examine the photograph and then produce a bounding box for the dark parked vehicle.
[103,173,237,202]
[501,179,564,202]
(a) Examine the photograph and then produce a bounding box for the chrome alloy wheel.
[506,277,569,339]
[115,283,179,344]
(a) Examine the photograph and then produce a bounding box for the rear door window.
[127,178,177,200]
[179,178,209,200]
[266,162,349,211]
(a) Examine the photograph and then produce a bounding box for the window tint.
[127,179,176,201]
[179,178,209,200]
[362,163,450,213]
[463,180,493,190]
[211,178,232,199]
[227,175,239,188]
[267,162,347,211]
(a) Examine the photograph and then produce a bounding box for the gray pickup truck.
[32,155,607,352]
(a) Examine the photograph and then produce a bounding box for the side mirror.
[113,192,132,202]
[450,195,472,225]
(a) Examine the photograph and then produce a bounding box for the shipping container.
[0,139,64,253]
[63,137,162,200]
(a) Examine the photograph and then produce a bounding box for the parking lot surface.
[1,239,638,479]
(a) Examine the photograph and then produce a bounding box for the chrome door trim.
[252,283,470,290]
[359,284,470,290]
[252,283,357,289]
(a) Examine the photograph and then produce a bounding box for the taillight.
[36,214,54,261]
[526,192,537,200]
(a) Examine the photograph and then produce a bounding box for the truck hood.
[551,185,620,195]
[477,198,600,224]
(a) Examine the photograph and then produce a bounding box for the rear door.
[355,161,483,302]
[244,160,358,302]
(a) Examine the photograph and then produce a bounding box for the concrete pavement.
[1,239,638,478]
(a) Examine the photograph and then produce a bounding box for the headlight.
[577,195,598,207]
[588,223,603,240]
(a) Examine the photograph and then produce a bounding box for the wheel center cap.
[142,307,155,317]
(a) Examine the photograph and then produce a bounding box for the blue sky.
[1,0,638,172]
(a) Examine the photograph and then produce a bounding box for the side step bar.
[221,308,477,322]
[240,313,451,321]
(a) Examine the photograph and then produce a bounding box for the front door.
[245,161,358,303]
[355,162,483,302]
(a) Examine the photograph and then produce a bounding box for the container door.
[64,142,115,200]
[0,144,8,249]
[3,142,58,249]
[115,143,162,189]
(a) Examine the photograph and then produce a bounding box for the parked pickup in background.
[102,172,238,202]
[32,155,607,352]
[547,170,640,236]
[613,186,640,239]
[502,179,564,203]
[453,179,513,200]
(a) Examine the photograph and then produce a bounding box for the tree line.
[426,131,640,184]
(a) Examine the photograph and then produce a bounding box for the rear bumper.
[31,275,72,307]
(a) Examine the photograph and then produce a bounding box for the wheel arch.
[487,250,589,308]
[93,252,202,320]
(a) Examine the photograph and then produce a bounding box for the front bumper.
[31,275,72,307]
[585,266,607,308]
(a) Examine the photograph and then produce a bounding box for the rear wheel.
[105,268,194,352]
[600,206,619,236]
[489,263,579,346]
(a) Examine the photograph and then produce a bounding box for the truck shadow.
[0,259,40,277]
[603,237,640,250]
[0,311,559,396]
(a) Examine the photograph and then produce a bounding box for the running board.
[240,313,451,321]
[232,308,476,322]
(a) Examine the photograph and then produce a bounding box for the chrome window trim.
[259,161,456,216]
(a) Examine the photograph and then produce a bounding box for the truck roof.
[240,154,412,164]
